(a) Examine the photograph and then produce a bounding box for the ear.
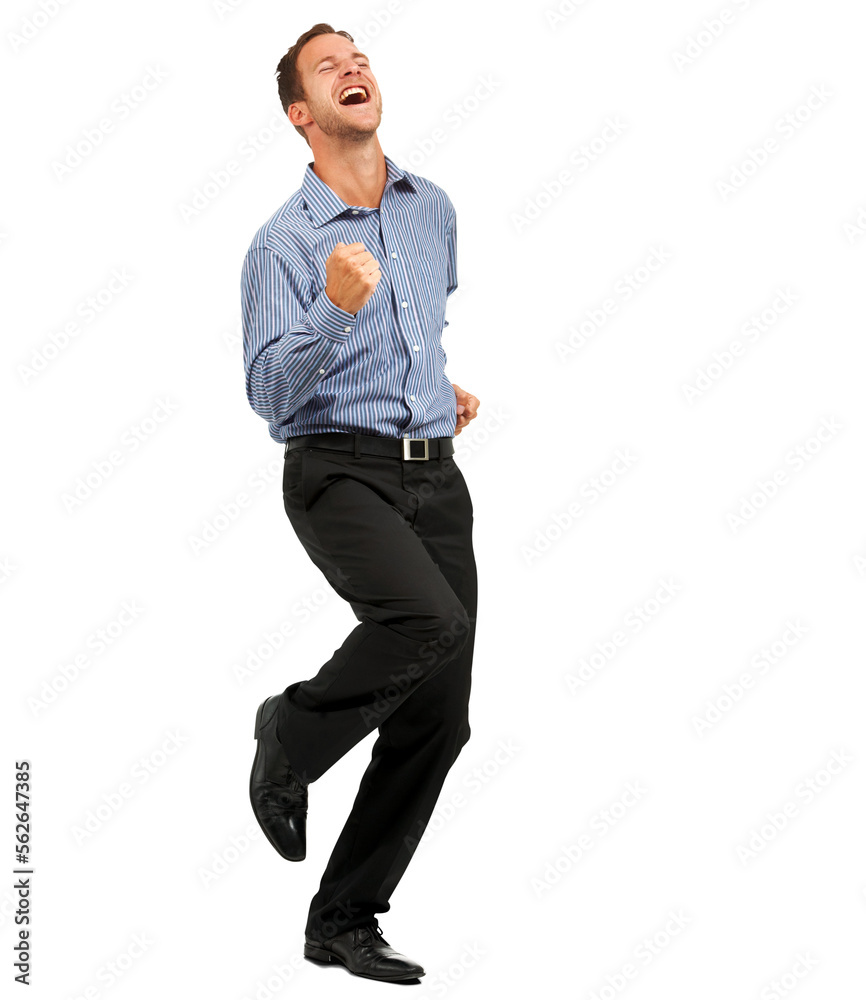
[288,101,311,128]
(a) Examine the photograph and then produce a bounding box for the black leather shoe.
[249,695,307,861]
[304,922,424,981]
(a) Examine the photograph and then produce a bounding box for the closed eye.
[320,62,369,72]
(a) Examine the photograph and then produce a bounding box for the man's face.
[293,34,383,143]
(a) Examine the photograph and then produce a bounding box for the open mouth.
[338,86,370,106]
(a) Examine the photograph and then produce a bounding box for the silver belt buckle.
[402,437,430,460]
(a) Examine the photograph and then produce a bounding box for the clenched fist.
[325,241,381,315]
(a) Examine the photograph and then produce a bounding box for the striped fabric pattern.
[241,155,459,445]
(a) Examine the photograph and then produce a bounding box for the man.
[241,22,480,984]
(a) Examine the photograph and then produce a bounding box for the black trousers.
[276,435,478,940]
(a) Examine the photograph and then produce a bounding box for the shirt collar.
[299,154,414,228]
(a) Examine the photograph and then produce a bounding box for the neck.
[311,137,387,208]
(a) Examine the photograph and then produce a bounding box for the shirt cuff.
[307,288,356,342]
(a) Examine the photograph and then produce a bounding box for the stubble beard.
[307,92,383,143]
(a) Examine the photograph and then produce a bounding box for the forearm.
[242,248,356,424]
[246,328,346,423]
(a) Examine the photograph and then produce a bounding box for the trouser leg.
[301,451,478,939]
[277,446,474,785]
[305,613,475,939]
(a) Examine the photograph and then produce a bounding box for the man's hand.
[325,241,381,315]
[452,383,480,436]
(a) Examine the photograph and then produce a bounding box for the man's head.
[275,23,383,148]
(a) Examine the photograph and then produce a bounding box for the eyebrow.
[311,51,369,69]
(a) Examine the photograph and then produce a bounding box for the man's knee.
[455,718,471,753]
[416,603,471,674]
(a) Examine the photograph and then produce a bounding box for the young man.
[241,22,480,984]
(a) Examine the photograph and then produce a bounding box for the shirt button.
[391,251,397,258]
[409,395,416,401]
[352,210,359,214]
[318,368,325,374]
[412,345,420,351]
[343,326,351,333]
[401,301,408,308]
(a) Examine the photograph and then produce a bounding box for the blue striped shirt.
[241,154,459,444]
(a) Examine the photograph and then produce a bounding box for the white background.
[3,0,866,997]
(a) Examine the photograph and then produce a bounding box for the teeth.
[339,86,367,104]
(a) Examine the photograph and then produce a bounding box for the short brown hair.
[275,23,354,147]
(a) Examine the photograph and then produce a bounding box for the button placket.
[378,220,423,415]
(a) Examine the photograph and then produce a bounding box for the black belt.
[284,432,454,461]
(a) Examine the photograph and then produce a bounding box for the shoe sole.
[250,696,305,862]
[303,943,424,981]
